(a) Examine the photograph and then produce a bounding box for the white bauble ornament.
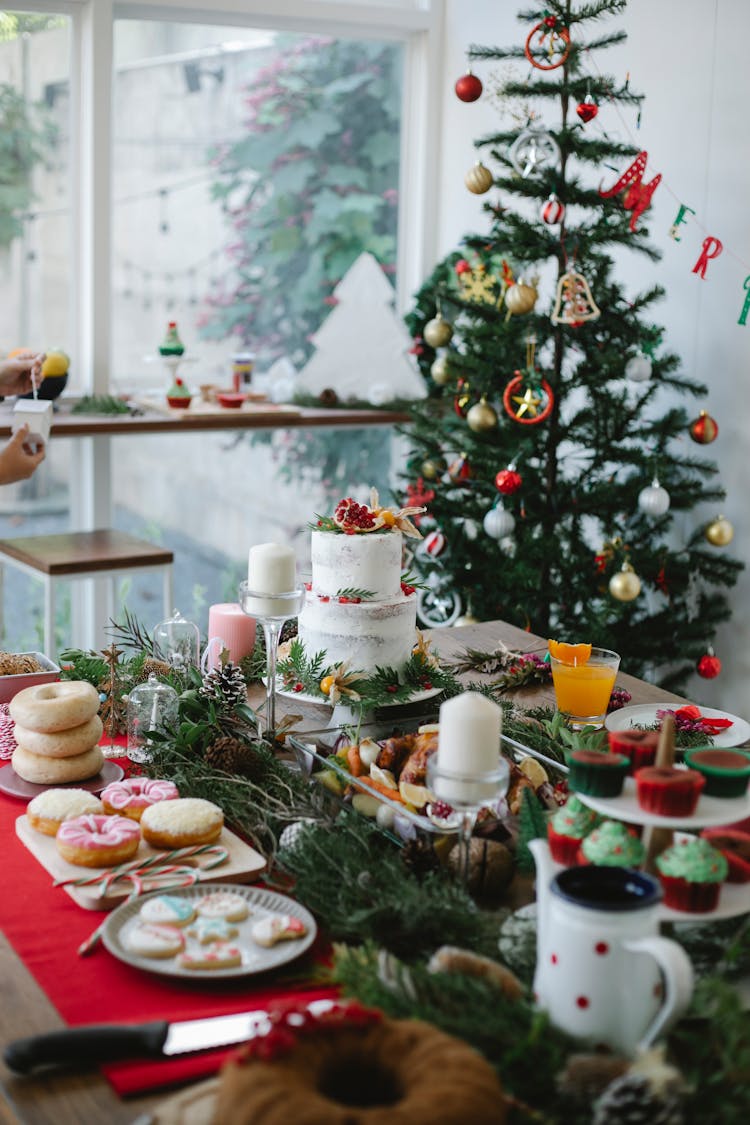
[625,352,652,383]
[483,504,516,540]
[637,477,671,517]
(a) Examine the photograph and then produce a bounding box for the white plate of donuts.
[101,884,317,980]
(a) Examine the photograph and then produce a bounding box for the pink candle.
[206,603,257,670]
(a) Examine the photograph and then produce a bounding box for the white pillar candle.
[434,692,503,804]
[248,543,296,594]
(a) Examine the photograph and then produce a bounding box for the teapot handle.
[624,936,694,1051]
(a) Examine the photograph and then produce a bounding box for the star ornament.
[512,386,543,418]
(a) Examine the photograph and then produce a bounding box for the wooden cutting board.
[16,816,267,911]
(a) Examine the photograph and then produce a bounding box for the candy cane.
[55,844,228,888]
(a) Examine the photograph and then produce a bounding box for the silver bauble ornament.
[430,354,452,386]
[609,562,642,602]
[637,477,671,517]
[704,515,734,547]
[625,352,653,382]
[423,313,454,348]
[466,396,499,433]
[279,819,316,853]
[483,504,516,539]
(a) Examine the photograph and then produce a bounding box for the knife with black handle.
[4,1021,170,1074]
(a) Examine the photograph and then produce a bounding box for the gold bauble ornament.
[466,396,499,433]
[464,162,493,195]
[421,457,445,480]
[704,515,734,547]
[453,613,479,627]
[423,313,454,349]
[608,562,641,602]
[504,280,538,316]
[430,354,452,386]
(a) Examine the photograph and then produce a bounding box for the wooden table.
[0,619,687,1124]
[0,400,411,439]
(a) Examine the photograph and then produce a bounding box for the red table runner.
[0,762,337,1097]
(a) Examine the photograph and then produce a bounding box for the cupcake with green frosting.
[547,796,599,865]
[166,376,192,408]
[579,819,644,868]
[656,835,728,913]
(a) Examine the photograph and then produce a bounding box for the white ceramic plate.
[576,776,750,828]
[102,883,316,980]
[605,703,750,748]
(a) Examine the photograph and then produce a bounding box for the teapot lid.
[552,866,662,912]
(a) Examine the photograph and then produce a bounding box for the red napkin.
[0,777,337,1097]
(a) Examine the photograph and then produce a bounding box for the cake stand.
[272,681,443,728]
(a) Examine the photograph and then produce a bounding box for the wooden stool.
[0,530,174,657]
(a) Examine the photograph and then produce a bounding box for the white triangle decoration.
[296,252,426,402]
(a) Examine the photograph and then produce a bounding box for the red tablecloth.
[0,760,337,1097]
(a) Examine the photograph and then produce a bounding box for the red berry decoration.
[697,650,722,679]
[455,71,483,103]
[333,496,377,532]
[689,410,719,444]
[455,258,472,276]
[495,468,522,495]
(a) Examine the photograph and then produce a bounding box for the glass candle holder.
[238,580,306,738]
[126,673,179,764]
[426,755,510,887]
[153,609,200,674]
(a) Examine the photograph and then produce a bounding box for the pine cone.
[400,838,440,880]
[556,1054,630,1102]
[199,662,247,710]
[138,657,173,681]
[593,1072,684,1125]
[204,736,264,781]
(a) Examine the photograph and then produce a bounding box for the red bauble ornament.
[697,651,722,679]
[448,454,472,482]
[455,258,472,276]
[454,71,483,103]
[495,468,522,495]
[689,410,719,444]
[541,194,565,225]
[423,529,446,557]
[576,95,598,123]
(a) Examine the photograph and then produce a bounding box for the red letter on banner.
[599,151,661,232]
[692,236,723,280]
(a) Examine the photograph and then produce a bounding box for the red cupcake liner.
[634,769,705,817]
[659,873,721,913]
[547,825,582,866]
[607,732,658,776]
[700,829,750,884]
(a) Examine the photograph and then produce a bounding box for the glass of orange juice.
[548,645,620,729]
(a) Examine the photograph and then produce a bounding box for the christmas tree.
[404,0,742,691]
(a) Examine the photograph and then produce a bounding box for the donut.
[195,891,248,922]
[124,923,185,959]
[101,777,179,821]
[213,1010,508,1125]
[13,715,103,759]
[26,788,103,836]
[55,813,141,868]
[12,744,104,785]
[178,942,243,971]
[140,798,224,850]
[9,681,100,734]
[139,894,195,927]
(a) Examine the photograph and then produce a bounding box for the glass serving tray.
[288,715,566,838]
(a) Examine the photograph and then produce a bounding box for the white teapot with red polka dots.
[529,840,693,1055]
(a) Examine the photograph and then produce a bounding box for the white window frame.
[11,0,443,648]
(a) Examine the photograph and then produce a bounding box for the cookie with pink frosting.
[178,941,243,970]
[125,923,185,959]
[101,777,179,821]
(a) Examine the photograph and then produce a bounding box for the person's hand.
[0,352,45,396]
[0,425,46,484]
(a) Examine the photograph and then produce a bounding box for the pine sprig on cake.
[335,587,376,601]
[277,638,331,694]
[309,514,340,532]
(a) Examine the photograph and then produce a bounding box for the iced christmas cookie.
[187,917,239,944]
[178,942,243,970]
[195,891,249,922]
[139,894,196,927]
[124,923,185,959]
[250,914,307,948]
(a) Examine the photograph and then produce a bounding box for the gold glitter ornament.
[466,396,499,432]
[704,515,734,547]
[423,313,454,348]
[464,162,494,194]
[608,562,642,602]
[430,354,453,386]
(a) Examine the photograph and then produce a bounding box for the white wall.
[436,0,749,714]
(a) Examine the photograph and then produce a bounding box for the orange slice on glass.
[548,639,592,666]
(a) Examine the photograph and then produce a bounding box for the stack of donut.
[9,681,104,785]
